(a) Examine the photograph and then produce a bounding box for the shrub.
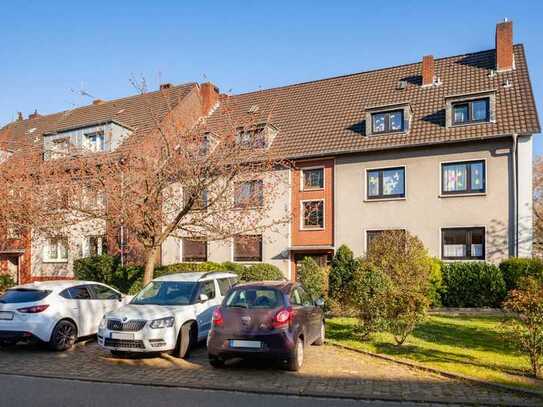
[366,230,433,345]
[0,274,15,294]
[156,262,225,275]
[441,262,506,307]
[238,263,284,282]
[347,261,392,339]
[428,258,444,307]
[296,257,328,300]
[499,258,543,291]
[329,245,359,301]
[221,261,248,275]
[74,255,143,294]
[502,277,543,378]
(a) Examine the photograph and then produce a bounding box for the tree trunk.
[530,352,541,379]
[143,247,159,286]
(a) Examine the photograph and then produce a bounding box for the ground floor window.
[234,235,262,262]
[366,229,406,252]
[182,238,207,262]
[441,227,485,260]
[80,235,107,258]
[44,237,69,262]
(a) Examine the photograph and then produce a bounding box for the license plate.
[230,340,261,349]
[0,312,13,321]
[111,332,134,340]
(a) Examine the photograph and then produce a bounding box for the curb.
[0,370,529,407]
[326,340,543,401]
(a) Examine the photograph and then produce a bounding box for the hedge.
[499,257,543,291]
[441,262,506,307]
[74,255,284,294]
[0,274,15,294]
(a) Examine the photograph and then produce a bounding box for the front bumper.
[98,326,177,353]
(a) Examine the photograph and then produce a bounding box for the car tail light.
[17,304,50,314]
[272,307,293,329]
[212,308,224,327]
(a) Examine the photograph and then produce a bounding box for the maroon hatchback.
[207,281,325,371]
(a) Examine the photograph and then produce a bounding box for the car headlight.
[99,317,107,330]
[149,317,175,329]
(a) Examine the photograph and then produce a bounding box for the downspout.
[512,133,518,257]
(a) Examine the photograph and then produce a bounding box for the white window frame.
[300,199,325,231]
[439,226,487,262]
[81,236,106,258]
[439,158,487,198]
[84,131,106,153]
[363,165,407,202]
[43,237,69,263]
[300,166,325,191]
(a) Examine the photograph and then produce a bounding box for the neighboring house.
[0,83,220,283]
[0,20,539,283]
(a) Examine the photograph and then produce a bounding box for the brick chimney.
[17,112,24,121]
[422,55,435,87]
[159,83,173,91]
[92,99,105,105]
[28,109,41,120]
[496,19,513,72]
[200,82,220,115]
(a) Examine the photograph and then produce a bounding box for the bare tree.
[0,84,290,285]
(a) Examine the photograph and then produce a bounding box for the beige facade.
[334,138,516,263]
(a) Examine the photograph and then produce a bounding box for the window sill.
[42,260,69,264]
[233,260,263,264]
[441,258,486,262]
[449,121,494,128]
[300,227,325,231]
[364,197,406,203]
[439,192,486,198]
[300,188,325,192]
[367,130,408,137]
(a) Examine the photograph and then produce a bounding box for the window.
[0,289,51,303]
[234,235,262,262]
[131,281,198,306]
[6,224,21,240]
[226,287,283,309]
[44,237,68,262]
[84,235,107,257]
[301,200,324,229]
[85,131,105,152]
[442,227,485,260]
[66,286,92,300]
[234,180,263,208]
[49,138,70,159]
[217,278,232,296]
[91,285,120,300]
[442,161,485,194]
[199,280,216,300]
[367,167,405,199]
[184,188,208,210]
[302,168,324,190]
[297,287,314,306]
[366,230,405,252]
[452,98,489,125]
[236,125,266,148]
[182,239,207,262]
[372,110,404,134]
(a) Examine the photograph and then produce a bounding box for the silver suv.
[98,272,237,358]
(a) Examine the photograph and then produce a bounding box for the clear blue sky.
[1,0,541,154]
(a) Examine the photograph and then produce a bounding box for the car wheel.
[209,355,225,368]
[176,322,195,359]
[285,337,304,371]
[49,320,77,351]
[313,321,325,346]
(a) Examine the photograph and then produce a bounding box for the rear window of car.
[0,289,52,304]
[225,288,283,309]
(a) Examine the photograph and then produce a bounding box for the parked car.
[207,281,325,371]
[98,272,237,358]
[0,280,129,351]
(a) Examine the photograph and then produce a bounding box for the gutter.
[512,133,518,257]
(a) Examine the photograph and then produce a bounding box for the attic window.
[372,110,404,134]
[452,98,489,125]
[236,125,267,148]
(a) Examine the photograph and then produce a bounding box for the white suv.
[98,272,237,358]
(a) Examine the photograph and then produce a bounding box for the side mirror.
[315,298,325,307]
[199,293,209,303]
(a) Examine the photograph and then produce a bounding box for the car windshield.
[130,281,197,306]
[225,288,283,309]
[0,289,52,304]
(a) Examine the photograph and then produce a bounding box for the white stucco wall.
[517,135,533,257]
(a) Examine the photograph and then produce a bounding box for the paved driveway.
[0,340,539,406]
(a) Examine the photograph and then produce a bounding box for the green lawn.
[326,315,543,393]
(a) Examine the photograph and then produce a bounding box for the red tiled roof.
[0,83,197,152]
[207,45,540,159]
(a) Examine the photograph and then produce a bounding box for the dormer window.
[372,110,404,134]
[236,125,266,149]
[85,131,105,152]
[452,98,489,125]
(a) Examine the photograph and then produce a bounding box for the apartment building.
[0,20,539,282]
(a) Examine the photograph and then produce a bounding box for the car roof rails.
[199,271,232,280]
